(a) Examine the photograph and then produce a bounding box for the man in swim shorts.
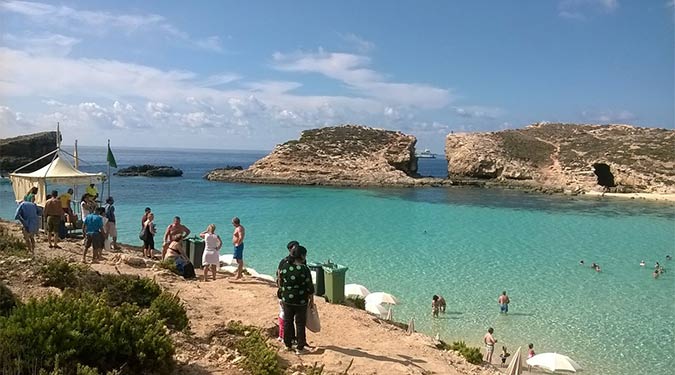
[232,217,246,279]
[498,291,510,313]
[484,327,497,363]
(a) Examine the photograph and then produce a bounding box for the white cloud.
[2,33,81,56]
[339,33,375,53]
[451,105,504,119]
[558,0,619,20]
[272,49,452,109]
[0,1,223,52]
[581,109,636,123]
[198,73,242,87]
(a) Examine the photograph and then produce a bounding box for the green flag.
[107,143,117,168]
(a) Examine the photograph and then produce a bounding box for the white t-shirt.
[80,201,89,221]
[204,233,220,251]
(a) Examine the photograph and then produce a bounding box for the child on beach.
[277,299,285,342]
[499,346,510,367]
[527,343,535,371]
[199,224,222,281]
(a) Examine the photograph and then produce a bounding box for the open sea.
[1,146,673,375]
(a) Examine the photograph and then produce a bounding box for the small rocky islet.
[115,165,183,177]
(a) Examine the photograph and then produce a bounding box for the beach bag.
[104,238,111,251]
[182,262,196,279]
[306,304,321,333]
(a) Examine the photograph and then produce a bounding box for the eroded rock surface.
[206,125,426,187]
[445,123,675,193]
[0,132,59,175]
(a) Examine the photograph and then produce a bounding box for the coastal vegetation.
[436,340,483,365]
[226,321,282,375]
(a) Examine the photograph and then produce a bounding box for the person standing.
[142,213,157,258]
[59,188,74,222]
[23,187,38,202]
[498,291,510,314]
[104,197,119,250]
[432,295,446,317]
[83,207,106,263]
[141,207,151,229]
[86,183,99,201]
[14,199,42,255]
[199,224,222,281]
[279,245,314,354]
[231,217,246,280]
[483,327,497,363]
[43,190,63,249]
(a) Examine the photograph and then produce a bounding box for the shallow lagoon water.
[1,146,673,375]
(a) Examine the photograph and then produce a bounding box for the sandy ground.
[0,220,509,375]
[583,191,675,202]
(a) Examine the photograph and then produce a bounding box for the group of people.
[579,260,602,272]
[484,327,536,367]
[14,185,119,260]
[139,209,247,280]
[650,260,668,278]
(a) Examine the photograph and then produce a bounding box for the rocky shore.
[446,123,675,195]
[0,131,59,175]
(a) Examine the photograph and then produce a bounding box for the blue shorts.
[500,303,508,313]
[233,243,244,260]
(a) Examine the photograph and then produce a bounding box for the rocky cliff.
[445,123,675,193]
[0,132,59,175]
[206,125,432,187]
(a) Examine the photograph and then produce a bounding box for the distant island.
[115,165,183,177]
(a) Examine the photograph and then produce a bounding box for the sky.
[0,0,673,152]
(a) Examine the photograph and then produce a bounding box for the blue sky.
[1,0,673,152]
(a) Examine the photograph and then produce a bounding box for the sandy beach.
[583,191,675,202]
[0,220,506,375]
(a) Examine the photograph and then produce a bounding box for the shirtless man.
[231,217,246,279]
[162,216,191,259]
[432,295,446,317]
[498,291,510,314]
[484,327,497,363]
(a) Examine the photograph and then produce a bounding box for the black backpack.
[182,263,196,279]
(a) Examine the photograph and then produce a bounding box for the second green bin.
[323,263,348,304]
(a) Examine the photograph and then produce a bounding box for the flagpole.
[107,139,111,198]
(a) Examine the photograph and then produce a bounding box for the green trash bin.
[307,262,325,296]
[183,237,204,269]
[323,262,348,304]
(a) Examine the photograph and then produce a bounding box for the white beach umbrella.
[507,347,522,375]
[245,267,259,276]
[385,307,393,321]
[219,254,236,265]
[526,353,582,373]
[345,284,371,298]
[365,302,388,317]
[365,292,399,305]
[219,265,238,274]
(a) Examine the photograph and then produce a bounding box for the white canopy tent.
[9,151,105,206]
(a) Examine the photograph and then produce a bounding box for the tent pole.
[107,139,111,198]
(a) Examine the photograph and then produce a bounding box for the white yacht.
[416,149,436,159]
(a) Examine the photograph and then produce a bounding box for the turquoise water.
[1,147,673,375]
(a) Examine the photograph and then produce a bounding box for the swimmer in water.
[666,255,672,261]
[579,260,585,265]
[640,260,645,267]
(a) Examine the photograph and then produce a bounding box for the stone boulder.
[0,132,60,175]
[115,165,183,177]
[206,125,421,187]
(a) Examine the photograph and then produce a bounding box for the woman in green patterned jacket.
[278,245,314,354]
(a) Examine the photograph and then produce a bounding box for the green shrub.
[96,274,162,307]
[235,330,281,375]
[157,259,178,274]
[150,291,189,331]
[226,321,281,375]
[0,226,28,256]
[345,296,365,310]
[0,293,174,374]
[448,341,483,365]
[0,281,18,316]
[39,257,87,289]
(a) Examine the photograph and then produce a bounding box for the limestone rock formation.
[206,125,426,187]
[115,165,183,177]
[445,123,675,193]
[0,132,60,175]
